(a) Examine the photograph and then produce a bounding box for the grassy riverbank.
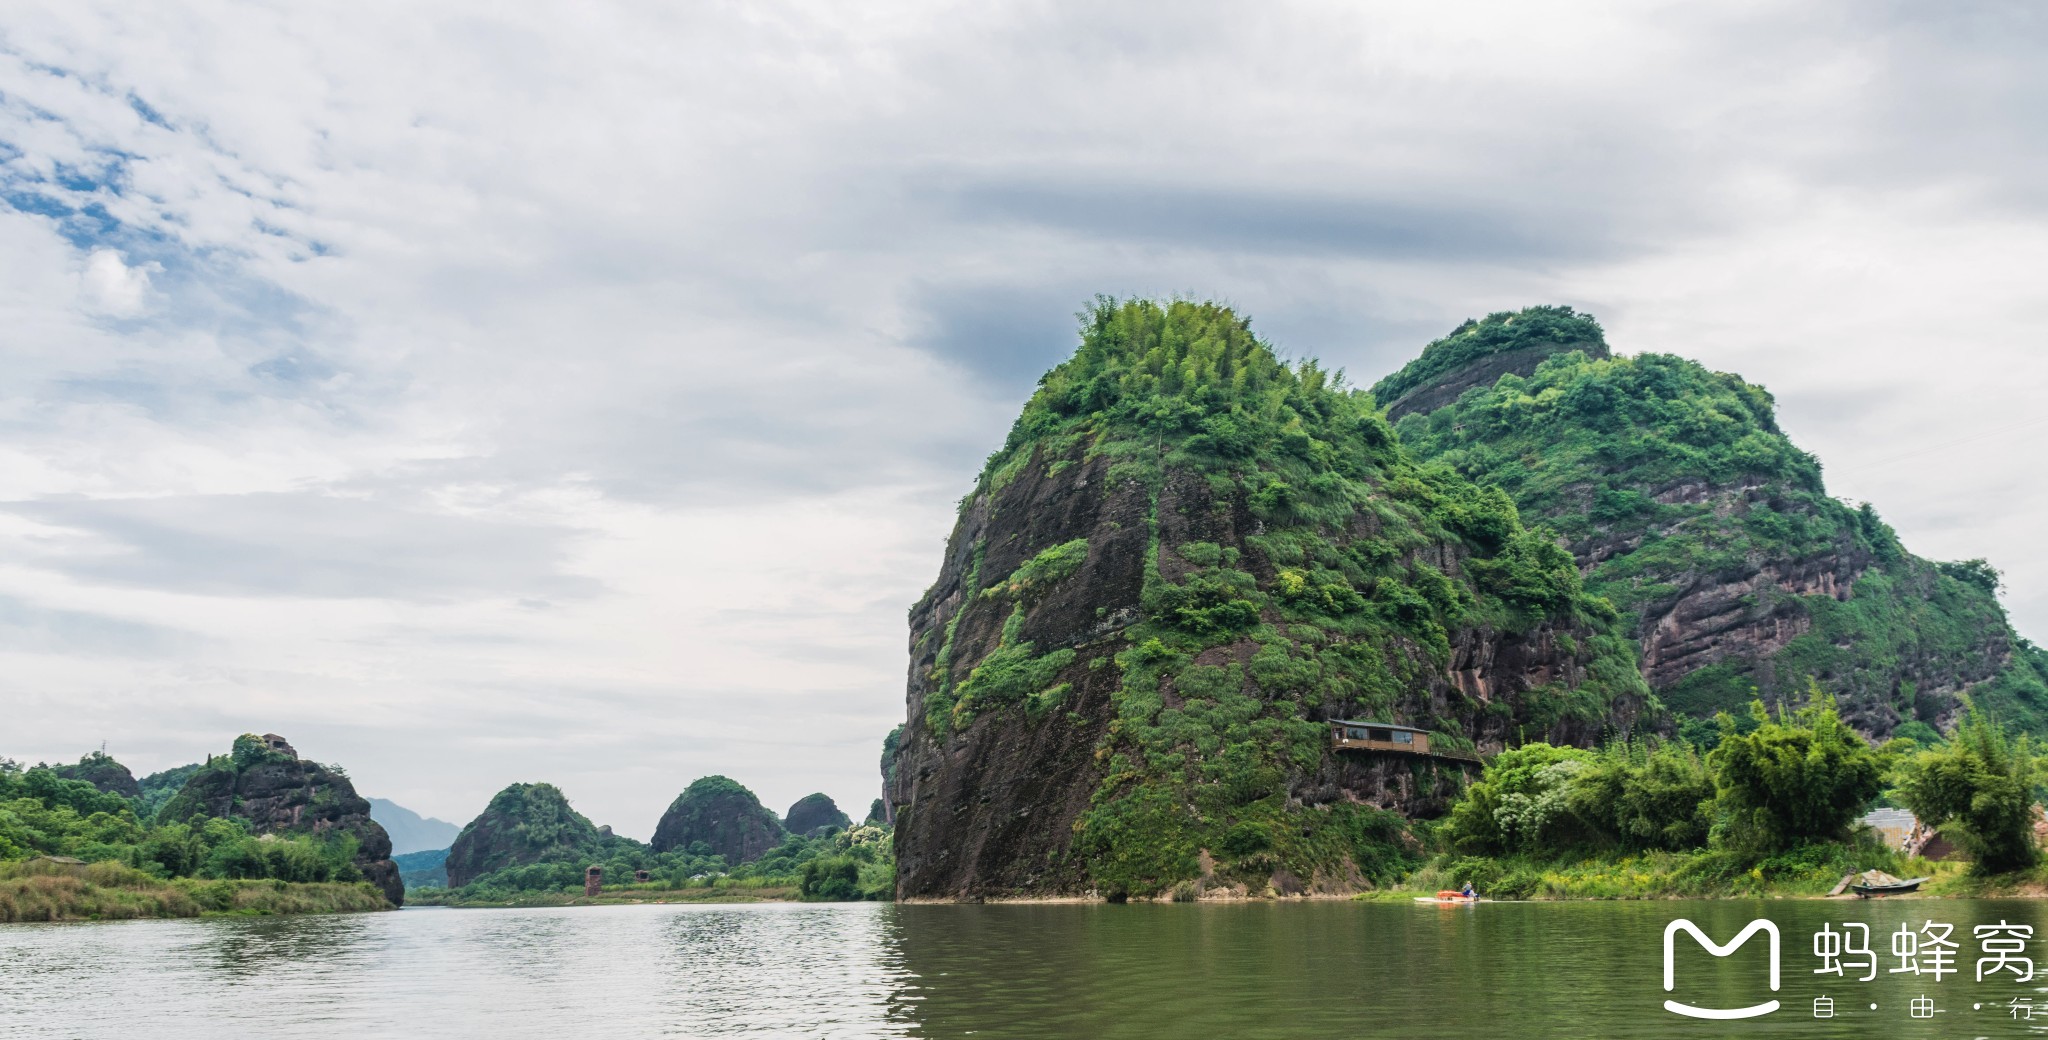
[410,882,800,908]
[0,859,394,922]
[1358,843,1963,902]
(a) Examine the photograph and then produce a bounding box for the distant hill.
[369,798,462,856]
[393,848,448,890]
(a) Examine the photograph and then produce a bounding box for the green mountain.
[1382,307,2048,737]
[48,751,140,800]
[890,298,1653,900]
[444,782,606,887]
[651,776,784,862]
[784,793,851,836]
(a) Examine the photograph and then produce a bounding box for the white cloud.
[0,0,2044,830]
[77,249,158,317]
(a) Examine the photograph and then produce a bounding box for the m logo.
[1663,919,1781,1020]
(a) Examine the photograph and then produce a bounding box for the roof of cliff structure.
[1369,305,1608,420]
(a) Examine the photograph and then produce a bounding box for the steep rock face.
[785,793,851,835]
[892,300,1650,901]
[445,782,602,886]
[50,752,141,799]
[651,776,783,862]
[162,735,403,905]
[1389,309,2048,737]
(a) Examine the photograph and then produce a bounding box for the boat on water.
[1832,870,1931,898]
[1415,890,1483,905]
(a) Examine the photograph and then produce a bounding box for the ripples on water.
[8,899,2048,1038]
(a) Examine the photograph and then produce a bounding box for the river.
[7,899,2048,1038]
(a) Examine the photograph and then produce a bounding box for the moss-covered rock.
[49,752,140,800]
[784,793,851,836]
[159,734,402,905]
[1387,310,2048,738]
[444,782,603,887]
[891,299,1651,901]
[651,776,784,862]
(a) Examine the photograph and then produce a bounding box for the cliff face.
[445,782,602,886]
[651,776,784,862]
[161,735,403,905]
[1389,309,2048,737]
[891,299,1650,901]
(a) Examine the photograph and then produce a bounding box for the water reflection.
[8,899,2048,1038]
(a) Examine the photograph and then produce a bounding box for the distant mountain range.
[368,797,461,855]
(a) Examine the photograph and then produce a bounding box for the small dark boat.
[1849,870,1930,897]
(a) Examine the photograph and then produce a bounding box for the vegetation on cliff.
[444,782,604,886]
[160,734,403,904]
[0,743,398,918]
[897,298,1653,900]
[1388,316,2048,736]
[1369,305,1607,409]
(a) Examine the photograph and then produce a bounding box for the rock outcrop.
[160,734,403,905]
[784,793,851,836]
[444,782,602,887]
[651,776,784,862]
[1387,307,2048,737]
[891,299,1651,901]
[50,752,141,800]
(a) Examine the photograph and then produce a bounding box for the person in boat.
[1460,883,1476,900]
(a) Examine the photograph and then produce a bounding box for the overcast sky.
[2,2,2045,836]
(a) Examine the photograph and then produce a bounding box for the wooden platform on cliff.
[1329,721,1487,766]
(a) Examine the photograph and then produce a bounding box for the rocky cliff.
[160,734,403,904]
[890,299,1651,901]
[444,782,603,886]
[1387,308,2048,738]
[651,776,784,862]
[785,793,851,836]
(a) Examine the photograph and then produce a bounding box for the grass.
[1358,844,1964,901]
[0,859,393,922]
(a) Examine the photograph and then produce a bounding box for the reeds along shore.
[0,858,392,923]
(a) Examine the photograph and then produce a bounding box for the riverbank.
[409,884,801,908]
[0,859,394,922]
[1355,846,1970,901]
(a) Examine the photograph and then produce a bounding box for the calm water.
[8,899,2048,1038]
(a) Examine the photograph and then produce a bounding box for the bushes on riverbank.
[1390,692,2040,900]
[0,859,391,922]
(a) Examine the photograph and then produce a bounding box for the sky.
[2,1,2046,837]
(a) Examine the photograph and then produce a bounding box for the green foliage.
[983,539,1090,600]
[1369,305,1606,406]
[1894,708,2039,874]
[0,760,371,892]
[927,298,1648,896]
[1938,558,2003,596]
[433,823,896,904]
[1709,691,1885,854]
[1392,337,2047,734]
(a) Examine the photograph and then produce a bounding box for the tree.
[1708,690,1884,854]
[1894,708,2039,874]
